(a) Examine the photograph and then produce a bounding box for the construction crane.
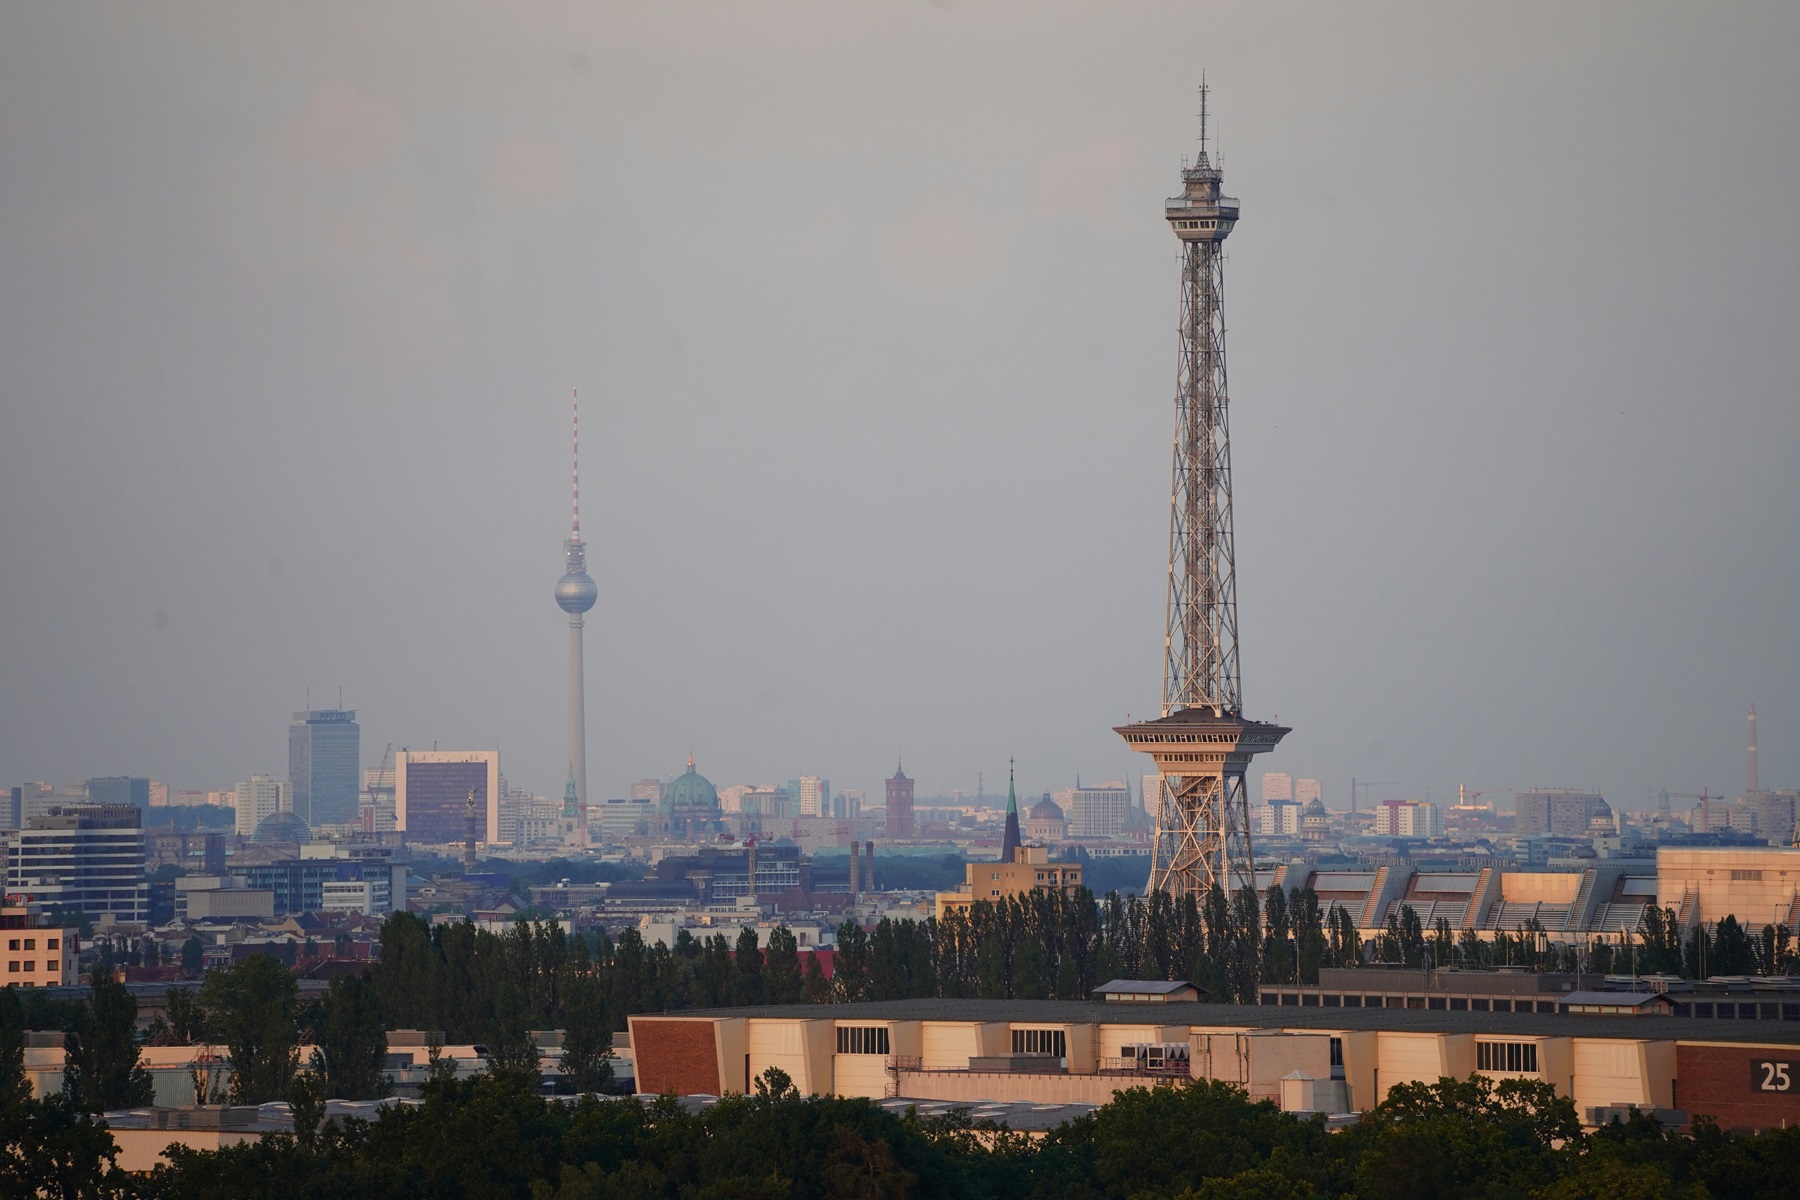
[364,742,395,828]
[1668,789,1723,832]
[1455,786,1511,810]
[1350,779,1400,813]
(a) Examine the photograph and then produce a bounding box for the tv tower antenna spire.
[554,389,599,845]
[1116,86,1287,901]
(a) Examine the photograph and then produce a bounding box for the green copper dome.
[661,756,719,814]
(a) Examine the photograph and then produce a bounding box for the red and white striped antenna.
[570,388,581,542]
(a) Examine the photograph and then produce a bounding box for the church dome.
[1029,796,1065,822]
[661,758,719,814]
[1304,797,1328,817]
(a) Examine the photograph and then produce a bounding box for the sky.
[2,2,1798,814]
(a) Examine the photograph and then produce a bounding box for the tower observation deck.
[1116,85,1286,900]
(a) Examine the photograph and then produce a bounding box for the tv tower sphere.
[555,565,597,613]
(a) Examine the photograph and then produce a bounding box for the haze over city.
[3,2,1798,810]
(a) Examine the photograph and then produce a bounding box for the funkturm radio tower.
[1116,85,1287,900]
[554,391,599,844]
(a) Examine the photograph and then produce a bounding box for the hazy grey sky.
[3,2,1797,812]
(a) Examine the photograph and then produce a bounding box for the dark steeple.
[1000,758,1022,863]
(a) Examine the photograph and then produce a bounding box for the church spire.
[1000,757,1022,863]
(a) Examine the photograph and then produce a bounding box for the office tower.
[885,764,915,839]
[790,776,830,818]
[630,779,666,804]
[4,805,149,923]
[1116,84,1288,898]
[1261,773,1293,803]
[1515,790,1611,838]
[1063,782,1132,838]
[554,392,599,827]
[1294,778,1322,806]
[395,750,500,846]
[288,709,360,827]
[234,776,293,837]
[87,776,150,811]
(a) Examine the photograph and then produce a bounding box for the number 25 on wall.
[1754,1060,1794,1092]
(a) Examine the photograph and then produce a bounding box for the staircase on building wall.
[1564,869,1597,934]
[1360,865,1390,930]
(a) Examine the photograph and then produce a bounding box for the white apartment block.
[234,776,292,837]
[1063,784,1131,838]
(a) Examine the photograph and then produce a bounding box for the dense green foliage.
[5,1069,1795,1199]
[200,954,300,1104]
[63,975,154,1112]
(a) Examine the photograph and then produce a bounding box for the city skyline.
[2,4,1798,812]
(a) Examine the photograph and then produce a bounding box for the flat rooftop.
[668,998,1800,1045]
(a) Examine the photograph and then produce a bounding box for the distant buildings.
[288,709,360,828]
[3,805,149,923]
[1063,782,1131,838]
[790,776,830,818]
[886,766,915,839]
[1025,795,1068,843]
[934,845,1083,919]
[395,750,500,846]
[1516,789,1610,838]
[1294,778,1322,806]
[1260,773,1292,803]
[1373,799,1439,838]
[234,776,292,838]
[87,776,149,811]
[656,757,723,840]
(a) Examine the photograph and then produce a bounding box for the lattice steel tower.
[1117,84,1287,899]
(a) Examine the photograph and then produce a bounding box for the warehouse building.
[629,996,1800,1132]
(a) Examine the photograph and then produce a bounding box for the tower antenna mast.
[554,388,599,847]
[1116,85,1287,901]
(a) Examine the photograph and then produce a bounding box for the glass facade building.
[289,710,361,828]
[395,751,499,846]
[3,805,148,923]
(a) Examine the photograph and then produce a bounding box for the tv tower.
[554,390,599,838]
[1116,83,1288,900]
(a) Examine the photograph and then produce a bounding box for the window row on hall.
[1011,1029,1067,1057]
[1477,1041,1539,1073]
[836,1026,890,1055]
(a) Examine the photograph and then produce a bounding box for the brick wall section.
[1675,1043,1800,1131]
[632,1020,720,1096]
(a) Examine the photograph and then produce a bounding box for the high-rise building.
[832,789,865,820]
[1064,782,1131,838]
[1374,799,1439,838]
[790,776,830,818]
[630,779,666,804]
[288,710,360,827]
[1515,790,1610,838]
[395,750,500,846]
[1116,86,1288,898]
[1294,778,1322,806]
[14,783,88,829]
[886,765,915,839]
[554,392,599,835]
[1261,773,1293,803]
[3,805,149,923]
[234,776,293,838]
[87,776,150,811]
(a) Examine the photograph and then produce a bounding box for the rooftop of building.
[665,997,1800,1044]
